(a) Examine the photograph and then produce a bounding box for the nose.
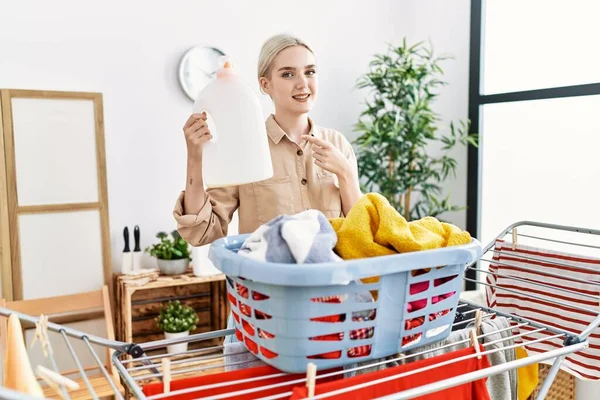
[295,74,308,89]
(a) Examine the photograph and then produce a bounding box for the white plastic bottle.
[193,56,273,188]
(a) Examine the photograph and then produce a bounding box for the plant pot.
[192,245,221,277]
[164,330,189,354]
[156,258,189,275]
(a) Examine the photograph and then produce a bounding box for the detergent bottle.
[193,56,273,188]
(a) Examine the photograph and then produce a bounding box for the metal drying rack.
[1,221,599,400]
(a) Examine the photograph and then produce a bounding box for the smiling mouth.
[293,94,311,101]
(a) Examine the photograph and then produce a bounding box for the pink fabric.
[407,280,455,312]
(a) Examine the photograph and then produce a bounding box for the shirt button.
[297,149,303,156]
[301,178,308,185]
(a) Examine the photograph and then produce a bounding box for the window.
[467,0,600,289]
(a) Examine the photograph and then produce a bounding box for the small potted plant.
[145,230,191,275]
[156,300,198,354]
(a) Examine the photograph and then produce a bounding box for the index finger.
[302,135,330,149]
[184,112,207,129]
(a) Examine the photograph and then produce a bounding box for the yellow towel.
[516,347,539,400]
[3,314,44,397]
[329,193,472,259]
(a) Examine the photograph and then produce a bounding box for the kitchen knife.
[132,225,142,271]
[122,226,133,273]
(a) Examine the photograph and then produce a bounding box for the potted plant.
[156,300,198,354]
[353,39,478,221]
[145,230,191,275]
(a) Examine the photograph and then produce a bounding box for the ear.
[259,76,271,95]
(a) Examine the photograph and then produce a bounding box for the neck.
[273,111,310,143]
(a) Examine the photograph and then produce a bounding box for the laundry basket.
[208,234,482,373]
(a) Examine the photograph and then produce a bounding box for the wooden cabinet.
[113,269,229,353]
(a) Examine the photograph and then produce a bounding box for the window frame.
[466,0,600,289]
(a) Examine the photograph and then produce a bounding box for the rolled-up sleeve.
[173,186,239,247]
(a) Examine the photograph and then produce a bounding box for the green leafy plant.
[353,39,478,221]
[145,230,191,260]
[156,300,198,333]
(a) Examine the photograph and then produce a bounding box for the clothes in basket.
[225,208,372,354]
[212,193,481,372]
[329,193,472,261]
[238,209,341,263]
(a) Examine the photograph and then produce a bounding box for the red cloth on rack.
[141,365,341,400]
[289,346,491,400]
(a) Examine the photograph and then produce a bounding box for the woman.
[174,34,362,246]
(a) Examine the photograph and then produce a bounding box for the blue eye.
[282,72,293,78]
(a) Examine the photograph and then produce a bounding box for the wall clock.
[178,45,226,101]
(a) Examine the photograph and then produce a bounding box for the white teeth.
[293,94,310,99]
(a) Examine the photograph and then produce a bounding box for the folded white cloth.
[238,209,341,263]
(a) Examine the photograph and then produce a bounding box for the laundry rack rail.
[0,220,599,400]
[0,303,138,400]
[113,304,589,400]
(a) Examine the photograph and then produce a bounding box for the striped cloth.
[486,239,600,380]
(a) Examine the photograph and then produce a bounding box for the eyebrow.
[277,64,317,72]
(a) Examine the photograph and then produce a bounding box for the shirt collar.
[266,114,316,145]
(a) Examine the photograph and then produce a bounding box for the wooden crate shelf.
[113,268,229,353]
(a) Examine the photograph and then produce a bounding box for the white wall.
[4,0,594,398]
[0,0,472,279]
[0,0,432,276]
[0,0,475,385]
[401,0,472,229]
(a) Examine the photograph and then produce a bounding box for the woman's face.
[261,45,318,115]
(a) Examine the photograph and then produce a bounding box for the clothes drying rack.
[1,221,599,400]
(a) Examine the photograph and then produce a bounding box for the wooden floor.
[122,351,226,397]
[41,373,123,400]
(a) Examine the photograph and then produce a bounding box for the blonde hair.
[257,34,315,81]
